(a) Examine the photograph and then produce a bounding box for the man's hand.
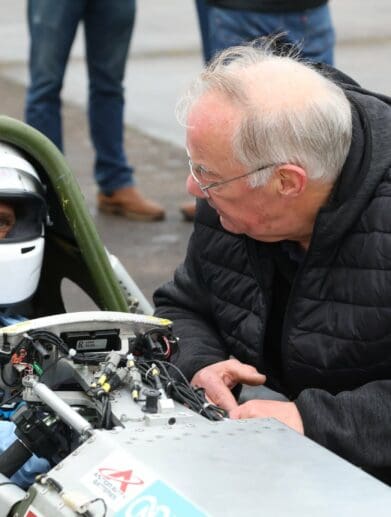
[191,359,266,412]
[230,400,304,434]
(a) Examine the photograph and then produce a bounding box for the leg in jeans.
[209,4,335,65]
[84,0,135,194]
[195,0,212,63]
[25,0,85,150]
[285,5,335,65]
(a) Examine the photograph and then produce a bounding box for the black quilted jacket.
[206,0,327,13]
[154,75,391,482]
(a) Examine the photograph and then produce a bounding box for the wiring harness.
[0,326,227,430]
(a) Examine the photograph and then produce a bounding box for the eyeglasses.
[188,158,276,197]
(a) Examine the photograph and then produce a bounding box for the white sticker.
[76,338,108,350]
[81,450,157,511]
[25,508,45,517]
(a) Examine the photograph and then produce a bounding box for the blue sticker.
[115,480,206,517]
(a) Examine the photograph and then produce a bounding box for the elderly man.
[154,42,391,483]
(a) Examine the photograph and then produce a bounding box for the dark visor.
[0,193,46,242]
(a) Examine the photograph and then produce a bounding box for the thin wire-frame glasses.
[188,159,276,197]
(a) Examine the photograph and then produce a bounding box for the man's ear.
[275,164,307,197]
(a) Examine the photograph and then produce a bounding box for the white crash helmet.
[0,142,47,306]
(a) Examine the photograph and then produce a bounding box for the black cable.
[136,359,227,421]
[0,366,21,388]
[72,353,111,365]
[40,355,67,382]
[44,476,63,493]
[0,388,23,410]
[0,481,21,488]
[158,360,193,386]
[21,330,106,364]
[141,327,173,340]
[22,330,68,356]
[36,474,63,493]
[85,497,107,517]
[98,395,113,430]
[104,400,112,429]
[28,330,111,369]
[132,328,174,359]
[99,396,107,428]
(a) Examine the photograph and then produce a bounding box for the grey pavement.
[0,0,391,306]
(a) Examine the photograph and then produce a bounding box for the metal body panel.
[22,407,391,517]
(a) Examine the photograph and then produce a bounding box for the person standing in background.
[181,0,213,222]
[25,0,165,222]
[181,0,335,222]
[206,1,334,65]
[195,0,213,64]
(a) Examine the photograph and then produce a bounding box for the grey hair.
[176,39,352,187]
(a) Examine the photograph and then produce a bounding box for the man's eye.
[195,165,218,182]
[194,165,208,176]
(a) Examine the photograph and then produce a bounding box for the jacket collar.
[328,96,371,207]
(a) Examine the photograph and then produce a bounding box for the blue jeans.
[25,0,136,194]
[209,5,335,65]
[195,0,212,63]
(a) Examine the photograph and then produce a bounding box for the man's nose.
[186,175,208,199]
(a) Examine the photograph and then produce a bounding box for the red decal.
[98,468,144,493]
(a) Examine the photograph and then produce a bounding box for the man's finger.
[195,376,239,412]
[207,384,238,412]
[229,361,266,386]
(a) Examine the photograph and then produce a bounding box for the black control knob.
[142,388,160,414]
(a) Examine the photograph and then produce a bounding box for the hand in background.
[191,358,266,411]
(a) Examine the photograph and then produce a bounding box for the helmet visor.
[0,195,46,242]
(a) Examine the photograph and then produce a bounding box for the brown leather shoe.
[98,186,165,221]
[180,201,196,222]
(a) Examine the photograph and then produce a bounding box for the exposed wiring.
[84,496,107,517]
[37,475,107,516]
[137,359,227,421]
[0,389,22,407]
[40,355,68,382]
